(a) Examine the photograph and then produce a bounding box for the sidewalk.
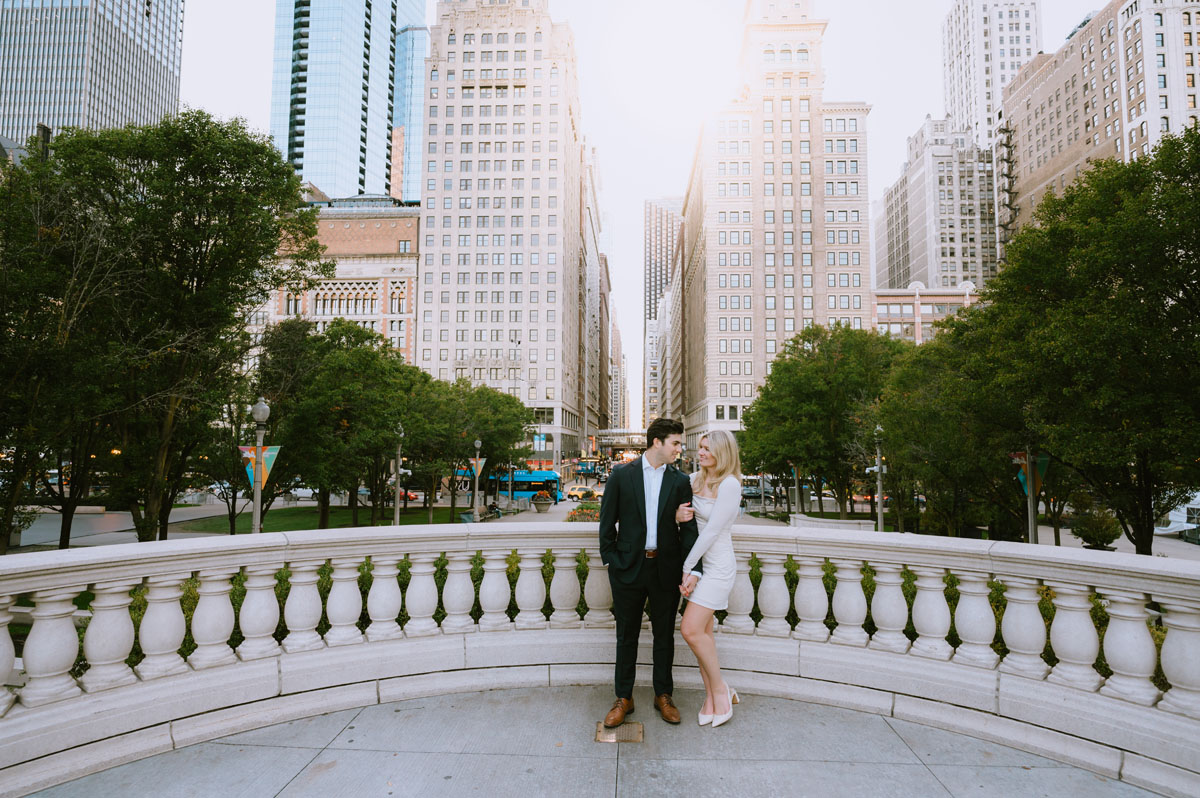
[15,502,241,549]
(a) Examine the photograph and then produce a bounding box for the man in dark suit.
[598,417,699,728]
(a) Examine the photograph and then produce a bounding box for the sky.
[181,0,1099,429]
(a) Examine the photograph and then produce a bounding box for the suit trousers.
[610,556,680,698]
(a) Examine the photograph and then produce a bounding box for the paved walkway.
[30,686,1154,798]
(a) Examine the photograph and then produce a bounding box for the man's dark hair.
[646,417,684,449]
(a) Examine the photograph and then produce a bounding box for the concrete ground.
[29,685,1155,798]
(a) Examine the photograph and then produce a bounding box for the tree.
[977,127,1200,554]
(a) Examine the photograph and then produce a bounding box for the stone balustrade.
[0,524,1197,797]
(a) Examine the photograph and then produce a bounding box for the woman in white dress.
[677,430,742,727]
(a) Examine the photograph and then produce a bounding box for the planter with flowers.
[532,490,553,513]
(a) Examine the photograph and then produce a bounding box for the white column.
[755,554,791,637]
[583,553,614,628]
[365,557,404,642]
[237,564,283,660]
[323,558,365,646]
[282,561,325,653]
[81,580,138,692]
[719,551,756,634]
[951,571,998,669]
[187,570,237,670]
[1158,600,1200,719]
[0,596,14,716]
[1098,591,1161,706]
[867,564,910,654]
[514,550,548,630]
[135,575,190,680]
[440,552,477,634]
[20,588,84,707]
[478,550,512,631]
[909,567,952,660]
[997,577,1049,680]
[1045,582,1101,691]
[404,553,441,637]
[548,551,582,628]
[793,557,831,643]
[830,560,868,647]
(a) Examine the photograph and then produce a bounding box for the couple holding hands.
[597,418,743,730]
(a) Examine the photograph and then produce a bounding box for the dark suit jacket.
[598,456,700,588]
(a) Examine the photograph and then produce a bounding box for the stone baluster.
[830,560,869,647]
[1098,591,1161,705]
[323,558,365,646]
[793,557,831,642]
[282,561,325,653]
[187,570,237,670]
[0,596,17,715]
[514,550,549,630]
[135,574,190,680]
[950,571,999,669]
[237,565,283,660]
[755,554,792,637]
[1157,599,1200,719]
[1045,582,1102,691]
[441,552,477,634]
[583,553,614,628]
[997,577,1049,679]
[404,553,441,637]
[867,564,910,654]
[909,567,952,660]
[81,580,139,692]
[478,550,512,632]
[719,551,756,634]
[365,557,404,642]
[548,550,582,628]
[20,587,85,707]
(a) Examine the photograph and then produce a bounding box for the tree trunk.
[318,488,330,529]
[350,485,359,527]
[427,474,436,524]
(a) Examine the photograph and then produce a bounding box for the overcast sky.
[181,0,1099,429]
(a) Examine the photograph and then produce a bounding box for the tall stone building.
[876,116,997,290]
[998,0,1200,231]
[252,195,420,364]
[419,0,607,472]
[0,0,183,142]
[673,0,870,445]
[642,198,683,425]
[943,0,1043,148]
[271,0,426,199]
[608,322,628,431]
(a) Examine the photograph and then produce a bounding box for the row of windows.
[424,233,559,250]
[428,122,551,137]
[447,30,542,46]
[426,214,558,228]
[428,104,560,118]
[424,290,557,304]
[427,159,559,173]
[439,195,557,209]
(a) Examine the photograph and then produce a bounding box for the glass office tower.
[0,0,184,143]
[271,0,426,199]
[393,23,429,202]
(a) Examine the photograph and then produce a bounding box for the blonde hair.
[693,430,742,494]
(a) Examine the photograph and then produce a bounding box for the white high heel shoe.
[711,685,739,728]
[698,710,713,726]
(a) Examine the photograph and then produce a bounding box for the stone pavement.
[29,685,1155,798]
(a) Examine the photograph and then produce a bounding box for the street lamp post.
[393,422,405,526]
[472,439,484,522]
[250,397,270,535]
[874,425,885,533]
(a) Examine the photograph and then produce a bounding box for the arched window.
[797,47,809,62]
[780,48,792,62]
[1154,13,1163,26]
[763,48,775,63]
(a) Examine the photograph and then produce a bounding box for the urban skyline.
[181,0,1103,429]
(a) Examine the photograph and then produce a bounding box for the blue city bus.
[576,458,600,476]
[490,469,562,501]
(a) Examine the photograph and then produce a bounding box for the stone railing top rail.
[2,522,1197,601]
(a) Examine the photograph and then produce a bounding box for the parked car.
[597,472,608,483]
[566,485,596,501]
[591,486,605,500]
[741,486,763,500]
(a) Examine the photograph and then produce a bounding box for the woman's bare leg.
[682,601,726,715]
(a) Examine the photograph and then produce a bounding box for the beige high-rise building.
[419,0,607,471]
[643,198,683,424]
[944,0,1043,148]
[877,116,997,291]
[998,0,1200,231]
[674,0,871,447]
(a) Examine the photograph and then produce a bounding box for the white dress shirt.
[642,457,667,550]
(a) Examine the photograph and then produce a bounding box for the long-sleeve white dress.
[681,474,741,611]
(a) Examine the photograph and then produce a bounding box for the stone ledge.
[0,725,172,798]
[379,665,550,702]
[1122,752,1200,798]
[279,634,465,694]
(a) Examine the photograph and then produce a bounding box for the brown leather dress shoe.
[654,693,681,724]
[603,697,634,728]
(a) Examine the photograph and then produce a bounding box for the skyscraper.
[271,0,425,199]
[393,24,431,202]
[643,198,682,424]
[0,0,184,142]
[419,0,609,472]
[673,0,871,444]
[943,0,1042,148]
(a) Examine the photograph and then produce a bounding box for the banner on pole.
[240,446,280,489]
[1013,452,1049,496]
